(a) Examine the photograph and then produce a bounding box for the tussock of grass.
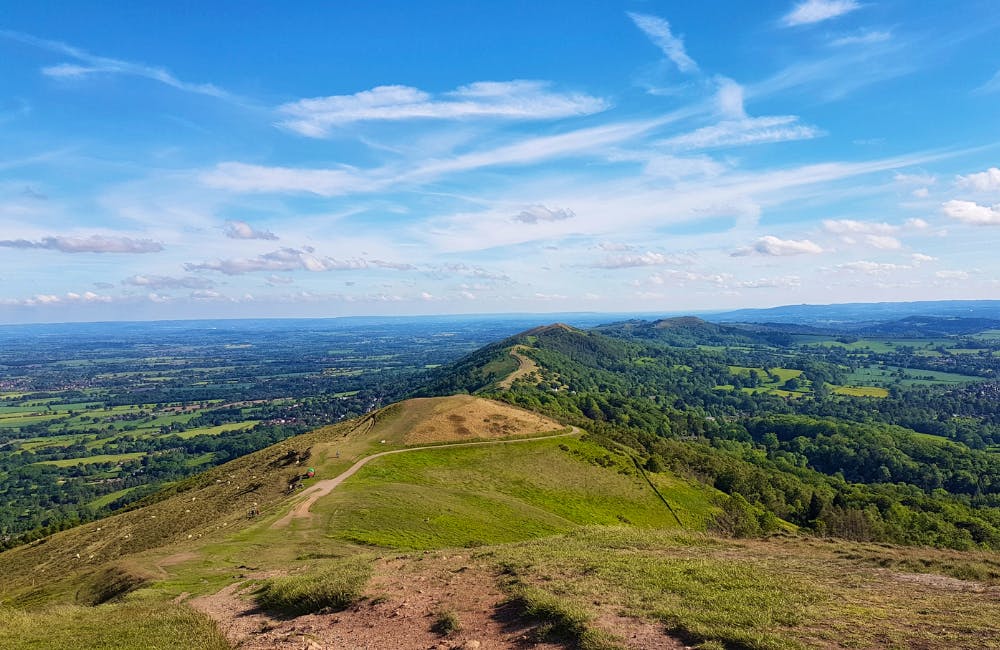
[431,608,462,635]
[0,597,228,650]
[76,564,155,605]
[254,557,372,616]
[502,582,621,650]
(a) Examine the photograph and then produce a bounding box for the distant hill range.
[707,300,1000,326]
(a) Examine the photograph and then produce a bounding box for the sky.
[1,0,1000,324]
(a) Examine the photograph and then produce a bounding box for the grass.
[485,527,1000,649]
[830,384,890,398]
[312,436,713,549]
[0,596,228,650]
[174,420,260,439]
[254,556,372,615]
[846,365,982,386]
[431,608,463,636]
[36,452,145,467]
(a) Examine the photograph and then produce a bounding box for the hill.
[709,299,1000,326]
[3,325,1000,649]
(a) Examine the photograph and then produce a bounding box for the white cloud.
[627,12,698,73]
[936,270,970,280]
[1,30,235,101]
[715,77,746,119]
[838,260,907,274]
[660,115,821,151]
[0,234,163,253]
[911,253,937,263]
[9,290,113,306]
[894,172,937,186]
[201,162,370,197]
[912,187,929,198]
[277,80,608,137]
[864,234,902,250]
[830,30,891,47]
[905,218,929,229]
[224,220,278,240]
[511,205,575,224]
[782,0,861,27]
[185,247,381,275]
[733,235,824,256]
[822,219,897,235]
[593,251,685,269]
[941,199,1000,225]
[957,167,1000,192]
[124,274,214,290]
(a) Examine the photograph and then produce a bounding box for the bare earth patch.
[190,553,686,650]
[497,346,540,391]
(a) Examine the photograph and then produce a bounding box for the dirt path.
[271,428,578,529]
[497,345,539,390]
[190,551,684,650]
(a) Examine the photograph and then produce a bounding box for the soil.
[190,552,688,650]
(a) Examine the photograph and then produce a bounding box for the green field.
[846,366,981,386]
[36,452,146,467]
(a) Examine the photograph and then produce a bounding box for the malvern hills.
[2,318,1000,649]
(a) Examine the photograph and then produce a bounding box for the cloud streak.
[733,235,824,256]
[1,30,236,101]
[628,12,698,73]
[0,235,163,253]
[277,80,608,137]
[782,0,861,27]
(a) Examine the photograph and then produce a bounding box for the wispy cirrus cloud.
[123,274,214,290]
[830,30,891,47]
[0,234,163,253]
[277,80,608,137]
[0,30,236,101]
[627,12,698,73]
[223,219,278,241]
[660,115,821,151]
[732,235,824,256]
[782,0,861,27]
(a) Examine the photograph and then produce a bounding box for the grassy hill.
[3,331,1000,649]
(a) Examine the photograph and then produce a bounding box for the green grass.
[485,527,1000,649]
[310,436,715,550]
[88,486,139,509]
[254,556,372,615]
[174,420,259,439]
[830,385,890,398]
[846,366,982,386]
[35,452,145,467]
[0,596,228,650]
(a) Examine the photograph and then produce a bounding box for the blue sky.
[2,0,999,323]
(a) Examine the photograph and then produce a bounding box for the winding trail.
[271,427,579,529]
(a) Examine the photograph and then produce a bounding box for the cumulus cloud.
[782,0,861,27]
[864,235,902,250]
[511,205,575,224]
[224,219,278,240]
[627,12,698,73]
[124,274,214,290]
[277,80,608,137]
[911,253,937,263]
[660,115,820,151]
[957,167,1000,192]
[593,251,685,269]
[0,234,163,253]
[732,235,824,256]
[184,247,409,275]
[941,200,1000,225]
